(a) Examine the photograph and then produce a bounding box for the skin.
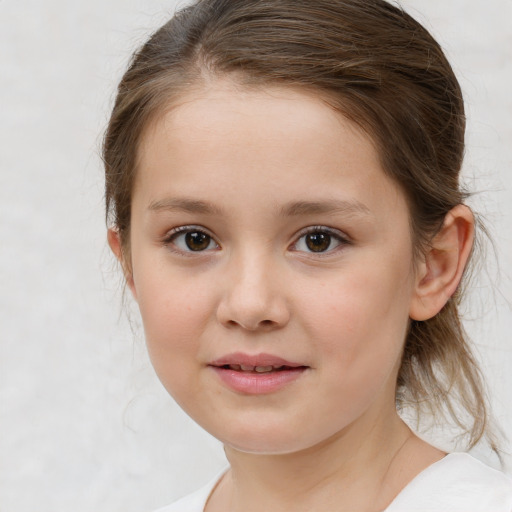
[109,80,474,511]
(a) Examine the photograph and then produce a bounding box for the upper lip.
[209,352,307,368]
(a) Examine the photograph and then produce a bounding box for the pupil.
[306,233,331,252]
[185,232,210,251]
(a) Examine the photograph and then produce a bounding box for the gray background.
[1,1,511,510]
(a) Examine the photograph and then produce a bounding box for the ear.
[409,205,474,321]
[107,228,137,300]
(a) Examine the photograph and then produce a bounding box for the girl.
[103,0,512,510]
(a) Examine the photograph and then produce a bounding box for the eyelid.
[290,225,352,254]
[162,225,220,253]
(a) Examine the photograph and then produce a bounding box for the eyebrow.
[148,197,223,215]
[147,197,371,218]
[279,199,371,217]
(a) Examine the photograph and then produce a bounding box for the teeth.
[225,364,287,372]
[255,366,274,373]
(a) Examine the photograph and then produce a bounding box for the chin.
[224,437,304,455]
[207,418,334,456]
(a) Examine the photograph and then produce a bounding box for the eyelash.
[162,225,220,255]
[290,226,351,256]
[162,225,351,256]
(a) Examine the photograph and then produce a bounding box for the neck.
[208,406,441,512]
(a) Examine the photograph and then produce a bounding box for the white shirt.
[155,453,512,512]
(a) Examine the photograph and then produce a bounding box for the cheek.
[294,268,411,425]
[134,269,214,380]
[296,259,413,367]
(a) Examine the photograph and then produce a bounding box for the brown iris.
[305,232,331,252]
[185,231,211,251]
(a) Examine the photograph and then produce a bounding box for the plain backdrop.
[1,1,511,511]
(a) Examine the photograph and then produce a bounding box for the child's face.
[126,81,420,454]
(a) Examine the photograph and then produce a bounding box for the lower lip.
[210,366,308,394]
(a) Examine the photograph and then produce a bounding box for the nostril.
[225,318,277,330]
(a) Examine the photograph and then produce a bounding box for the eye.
[292,227,349,254]
[164,226,219,253]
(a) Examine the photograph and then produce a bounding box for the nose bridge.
[217,244,289,330]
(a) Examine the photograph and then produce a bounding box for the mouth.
[215,363,307,374]
[209,352,308,371]
[208,353,309,394]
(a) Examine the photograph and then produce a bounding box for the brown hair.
[103,0,497,451]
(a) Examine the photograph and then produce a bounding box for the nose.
[216,250,291,331]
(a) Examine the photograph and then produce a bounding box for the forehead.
[138,80,373,163]
[135,80,407,221]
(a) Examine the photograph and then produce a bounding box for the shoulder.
[153,469,227,512]
[387,452,512,512]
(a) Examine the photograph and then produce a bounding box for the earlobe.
[409,205,474,321]
[107,228,137,300]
